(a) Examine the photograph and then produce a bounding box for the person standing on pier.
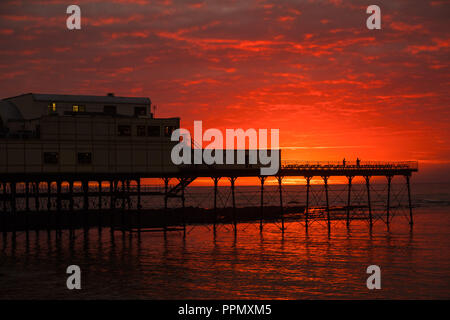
[356,158,360,167]
[343,158,346,167]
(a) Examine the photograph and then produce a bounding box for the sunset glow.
[0,0,448,183]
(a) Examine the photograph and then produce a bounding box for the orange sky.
[0,0,449,182]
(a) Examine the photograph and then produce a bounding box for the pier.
[0,93,419,242]
[0,160,418,241]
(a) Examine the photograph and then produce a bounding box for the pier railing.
[281,160,418,170]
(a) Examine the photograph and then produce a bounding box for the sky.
[0,0,449,182]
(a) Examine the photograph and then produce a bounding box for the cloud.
[0,0,448,168]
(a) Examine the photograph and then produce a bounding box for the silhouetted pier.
[0,160,418,242]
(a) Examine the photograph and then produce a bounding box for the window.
[77,152,92,165]
[72,105,86,112]
[148,125,160,137]
[164,125,177,137]
[137,125,146,137]
[48,103,56,113]
[118,125,131,136]
[43,152,58,164]
[134,107,146,116]
[104,105,117,114]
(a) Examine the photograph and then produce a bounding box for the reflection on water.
[0,207,449,299]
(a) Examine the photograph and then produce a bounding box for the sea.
[0,182,449,299]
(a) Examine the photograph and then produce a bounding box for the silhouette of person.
[343,158,346,167]
[356,158,360,167]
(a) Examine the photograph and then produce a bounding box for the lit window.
[72,105,86,112]
[48,103,56,113]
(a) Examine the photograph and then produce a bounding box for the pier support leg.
[365,176,372,227]
[229,177,237,232]
[110,180,115,235]
[346,176,353,228]
[180,179,186,237]
[259,176,266,233]
[137,178,141,237]
[212,177,220,234]
[11,182,16,241]
[163,178,170,234]
[56,180,62,238]
[69,181,74,237]
[406,175,413,226]
[323,176,330,232]
[83,180,89,233]
[98,181,102,234]
[305,176,311,229]
[386,175,392,226]
[1,182,5,240]
[277,176,284,232]
[126,180,131,210]
[25,182,30,240]
[34,182,40,235]
[47,181,52,236]
[121,180,126,235]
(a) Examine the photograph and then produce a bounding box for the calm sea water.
[0,182,449,299]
